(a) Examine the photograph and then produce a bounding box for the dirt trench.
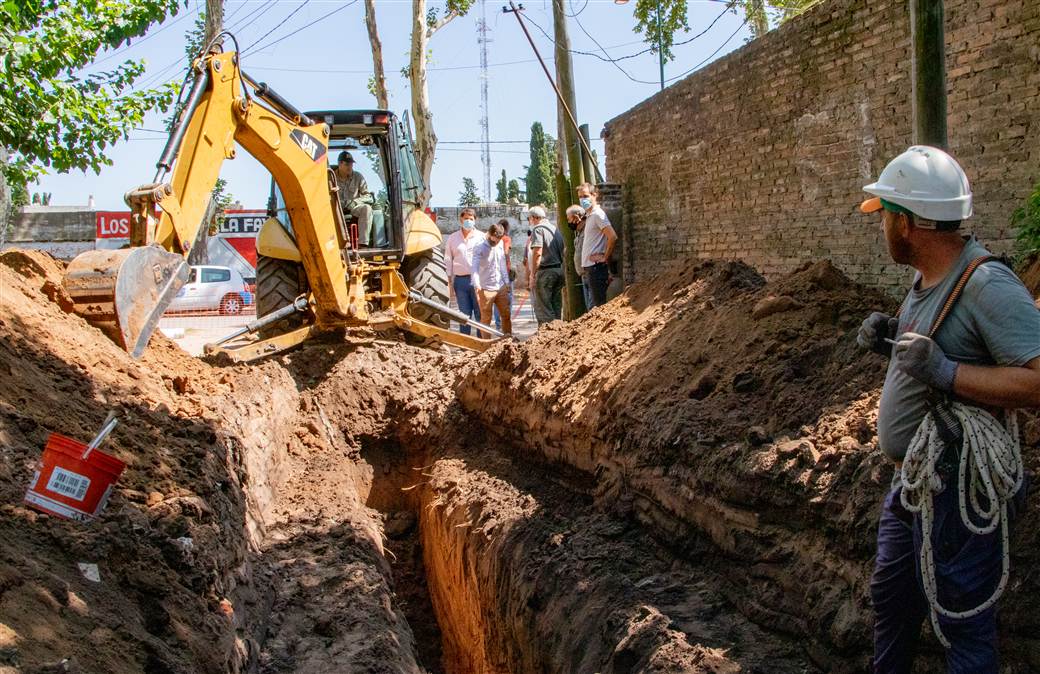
[4,248,1039,673]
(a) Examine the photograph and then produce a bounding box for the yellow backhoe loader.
[61,44,500,361]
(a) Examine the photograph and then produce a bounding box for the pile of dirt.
[457,257,1040,670]
[0,251,428,673]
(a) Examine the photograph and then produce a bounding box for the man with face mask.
[577,183,617,309]
[444,208,480,335]
[334,151,374,246]
[857,146,1040,672]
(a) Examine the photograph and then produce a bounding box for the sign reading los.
[96,212,131,239]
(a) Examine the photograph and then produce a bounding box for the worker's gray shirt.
[877,237,1040,461]
[573,228,585,278]
[335,171,369,210]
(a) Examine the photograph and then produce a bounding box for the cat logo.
[290,129,326,164]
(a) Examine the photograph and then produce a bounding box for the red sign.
[96,211,131,239]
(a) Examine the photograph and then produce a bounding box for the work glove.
[894,332,959,392]
[857,312,898,357]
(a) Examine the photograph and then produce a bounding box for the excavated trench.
[9,250,1039,672]
[232,362,818,674]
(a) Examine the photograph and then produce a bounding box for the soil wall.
[456,259,1040,671]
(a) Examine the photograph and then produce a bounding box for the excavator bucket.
[63,247,190,358]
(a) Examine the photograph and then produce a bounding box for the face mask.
[462,219,475,230]
[579,197,593,209]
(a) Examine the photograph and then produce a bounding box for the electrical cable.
[241,0,360,57]
[91,9,193,67]
[240,0,312,55]
[663,17,748,82]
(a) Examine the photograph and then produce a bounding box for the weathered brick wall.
[603,0,1040,293]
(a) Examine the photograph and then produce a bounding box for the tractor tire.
[256,255,309,338]
[400,246,451,333]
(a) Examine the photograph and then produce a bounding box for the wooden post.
[552,0,586,319]
[911,0,948,148]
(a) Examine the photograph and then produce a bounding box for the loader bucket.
[64,247,190,358]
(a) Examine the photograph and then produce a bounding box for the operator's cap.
[528,205,549,220]
[337,151,355,164]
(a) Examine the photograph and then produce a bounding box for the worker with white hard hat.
[857,146,1040,672]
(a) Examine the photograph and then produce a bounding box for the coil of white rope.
[900,402,1022,648]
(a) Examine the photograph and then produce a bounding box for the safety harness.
[897,255,1024,648]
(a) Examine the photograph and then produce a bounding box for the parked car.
[167,265,251,315]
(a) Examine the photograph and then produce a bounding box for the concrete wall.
[603,0,1040,293]
[7,206,95,244]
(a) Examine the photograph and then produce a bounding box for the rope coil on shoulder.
[900,402,1023,648]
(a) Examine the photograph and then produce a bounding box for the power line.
[664,17,748,82]
[242,0,359,57]
[240,0,312,55]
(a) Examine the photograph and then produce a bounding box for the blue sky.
[36,0,752,209]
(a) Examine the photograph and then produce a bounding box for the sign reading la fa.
[219,214,265,235]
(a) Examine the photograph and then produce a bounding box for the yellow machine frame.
[103,50,496,360]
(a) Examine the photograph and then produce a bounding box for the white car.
[167,265,250,315]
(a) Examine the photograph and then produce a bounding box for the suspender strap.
[928,255,1003,337]
[896,255,1004,338]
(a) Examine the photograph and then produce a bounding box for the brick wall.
[603,0,1040,294]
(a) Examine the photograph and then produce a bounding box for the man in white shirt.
[577,183,617,309]
[470,223,511,337]
[443,208,480,335]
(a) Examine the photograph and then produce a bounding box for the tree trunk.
[410,0,435,207]
[365,0,389,109]
[552,0,585,320]
[0,147,10,249]
[204,0,222,46]
[749,0,769,37]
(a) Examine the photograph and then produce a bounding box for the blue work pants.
[871,471,1026,673]
[452,274,479,335]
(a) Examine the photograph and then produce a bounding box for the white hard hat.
[861,146,972,223]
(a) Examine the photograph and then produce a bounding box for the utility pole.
[477,0,493,203]
[551,0,586,319]
[910,0,947,148]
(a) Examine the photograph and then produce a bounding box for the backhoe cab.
[61,46,499,362]
[255,110,451,343]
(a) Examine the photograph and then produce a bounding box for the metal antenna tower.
[477,0,492,202]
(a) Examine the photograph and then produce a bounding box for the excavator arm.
[64,50,358,355]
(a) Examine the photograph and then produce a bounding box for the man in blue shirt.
[470,223,511,337]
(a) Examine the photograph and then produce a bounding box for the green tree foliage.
[1013,179,1040,256]
[458,177,480,207]
[631,0,821,57]
[0,0,185,193]
[495,169,508,203]
[507,179,521,203]
[524,122,557,207]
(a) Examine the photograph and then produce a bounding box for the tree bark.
[0,147,11,248]
[365,0,389,109]
[552,0,585,319]
[204,0,222,47]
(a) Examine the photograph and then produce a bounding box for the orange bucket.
[24,433,127,521]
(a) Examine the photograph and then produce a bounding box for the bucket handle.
[83,412,119,460]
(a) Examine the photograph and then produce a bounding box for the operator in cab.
[335,150,375,247]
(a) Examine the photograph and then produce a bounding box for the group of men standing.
[443,182,618,337]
